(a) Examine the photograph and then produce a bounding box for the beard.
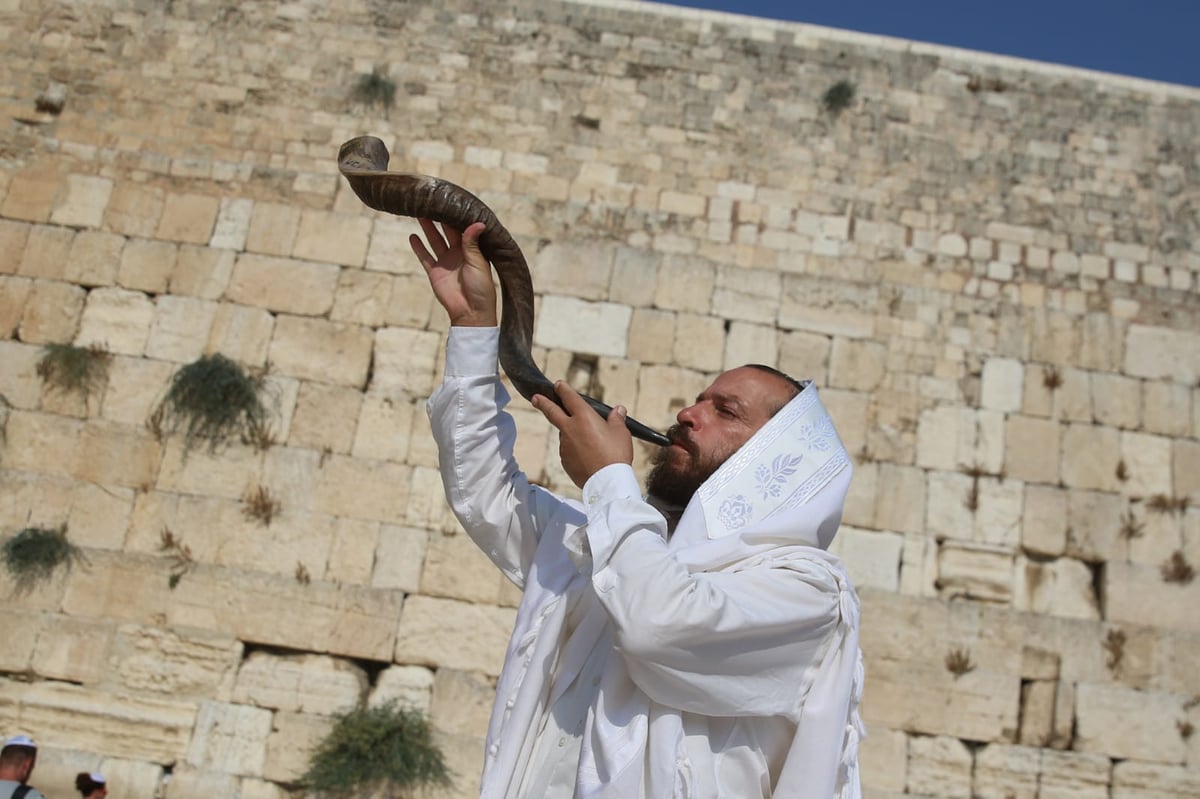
[645,424,735,508]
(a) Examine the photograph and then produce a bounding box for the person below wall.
[411,219,865,798]
[75,771,108,798]
[0,735,45,799]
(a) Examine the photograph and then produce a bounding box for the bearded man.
[413,220,864,799]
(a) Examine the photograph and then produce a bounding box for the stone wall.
[1,0,1198,796]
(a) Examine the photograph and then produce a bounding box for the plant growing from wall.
[160,527,195,589]
[242,484,282,527]
[822,79,855,115]
[36,342,112,402]
[1041,365,1062,390]
[352,69,396,116]
[1103,627,1126,674]
[302,701,450,797]
[2,524,84,594]
[1161,551,1195,584]
[944,648,974,677]
[152,354,268,453]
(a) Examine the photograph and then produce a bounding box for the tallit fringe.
[834,651,867,799]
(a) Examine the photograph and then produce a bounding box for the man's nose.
[677,403,698,427]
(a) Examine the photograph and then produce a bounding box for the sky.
[654,1,1200,88]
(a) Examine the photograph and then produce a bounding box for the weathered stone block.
[672,312,724,371]
[779,274,875,338]
[287,381,362,453]
[371,525,430,593]
[233,653,366,715]
[627,307,675,364]
[245,202,300,257]
[292,210,371,267]
[858,726,906,793]
[0,338,42,409]
[1039,750,1111,799]
[118,237,177,293]
[2,409,83,477]
[18,225,73,280]
[226,253,338,316]
[778,330,830,384]
[829,526,903,591]
[369,664,436,714]
[112,625,242,700]
[1061,423,1121,492]
[50,175,113,229]
[331,267,392,326]
[631,365,709,433]
[1142,380,1192,437]
[104,183,164,238]
[1112,761,1200,799]
[1013,556,1099,620]
[1065,489,1123,563]
[162,766,238,799]
[981,357,1023,412]
[156,193,219,245]
[313,454,409,523]
[269,315,373,386]
[723,321,778,372]
[1124,324,1200,385]
[873,463,926,535]
[533,240,615,301]
[372,327,442,400]
[1091,371,1142,429]
[186,700,272,776]
[972,743,1040,799]
[534,295,631,358]
[937,540,1013,602]
[653,256,715,314]
[262,710,333,782]
[0,219,32,274]
[206,302,275,367]
[2,166,60,222]
[1120,430,1172,496]
[18,279,86,344]
[906,735,971,797]
[64,230,124,287]
[169,245,235,299]
[421,527,505,604]
[66,481,134,549]
[1075,682,1187,763]
[711,265,780,324]
[76,287,155,355]
[146,295,217,363]
[1004,414,1060,484]
[394,595,516,676]
[0,276,31,337]
[351,395,414,462]
[1105,560,1200,634]
[211,197,253,251]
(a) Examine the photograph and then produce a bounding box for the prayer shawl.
[429,328,864,799]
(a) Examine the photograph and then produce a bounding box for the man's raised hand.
[409,219,498,327]
[532,381,634,488]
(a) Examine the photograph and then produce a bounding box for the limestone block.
[778,330,831,384]
[66,481,134,549]
[162,766,238,799]
[720,321,775,373]
[711,265,780,324]
[2,409,83,477]
[820,388,868,461]
[1065,489,1123,563]
[364,215,422,274]
[369,664,436,714]
[906,735,971,797]
[779,275,875,339]
[1120,430,1172,496]
[1112,761,1200,799]
[167,564,400,661]
[604,246,657,309]
[92,757,163,799]
[429,730,485,799]
[18,279,86,344]
[873,463,926,535]
[287,381,362,453]
[653,255,715,314]
[1091,372,1142,429]
[1125,324,1200,384]
[104,183,164,238]
[352,395,414,462]
[186,700,272,775]
[314,454,409,523]
[533,295,630,358]
[972,743,1040,799]
[828,337,886,392]
[0,338,41,409]
[0,219,31,274]
[18,225,74,280]
[2,167,60,223]
[146,295,217,363]
[331,268,392,326]
[428,668,492,737]
[211,197,253,251]
[858,726,906,793]
[245,202,300,257]
[828,526,903,591]
[1012,556,1099,619]
[233,653,366,715]
[915,406,1003,473]
[1039,750,1111,799]
[111,625,242,700]
[206,303,275,367]
[924,472,981,545]
[226,253,339,316]
[169,245,235,300]
[0,678,196,761]
[672,312,724,371]
[1105,560,1200,634]
[631,365,709,434]
[293,209,371,267]
[937,540,1013,602]
[394,596,517,676]
[1075,682,1187,763]
[269,315,373,387]
[981,357,1023,412]
[1004,414,1060,484]
[385,273,436,328]
[374,523,436,590]
[1174,440,1200,500]
[1079,313,1124,371]
[1016,679,1057,746]
[372,327,441,400]
[974,477,1022,547]
[1061,423,1121,492]
[118,238,177,293]
[627,307,675,364]
[1030,311,1082,367]
[0,610,38,673]
[0,276,31,338]
[1051,679,1075,749]
[65,230,124,287]
[533,240,615,301]
[156,193,219,245]
[325,517,380,584]
[76,287,155,356]
[239,778,289,799]
[421,527,504,604]
[262,710,332,782]
[1143,380,1192,437]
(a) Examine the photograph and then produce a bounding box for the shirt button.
[558,737,567,748]
[488,743,499,756]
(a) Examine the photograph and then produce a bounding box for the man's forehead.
[703,367,789,409]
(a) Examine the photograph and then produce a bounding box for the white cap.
[2,735,36,749]
[89,773,106,784]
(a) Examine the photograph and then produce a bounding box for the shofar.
[338,135,670,447]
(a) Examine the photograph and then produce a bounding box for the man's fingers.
[418,218,448,255]
[531,393,569,430]
[408,234,435,272]
[553,381,592,415]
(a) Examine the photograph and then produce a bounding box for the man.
[0,735,45,799]
[413,220,864,798]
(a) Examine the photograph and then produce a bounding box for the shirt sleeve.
[426,326,562,588]
[578,464,849,719]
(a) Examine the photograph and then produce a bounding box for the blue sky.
[654,1,1200,88]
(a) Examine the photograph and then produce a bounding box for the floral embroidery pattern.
[797,417,837,453]
[718,495,753,530]
[755,453,804,499]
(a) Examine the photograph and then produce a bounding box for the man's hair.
[0,744,34,768]
[744,364,805,414]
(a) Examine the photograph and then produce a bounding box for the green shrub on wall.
[302,702,451,797]
[36,342,112,402]
[150,354,270,453]
[2,525,85,594]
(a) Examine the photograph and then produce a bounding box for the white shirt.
[427,326,863,799]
